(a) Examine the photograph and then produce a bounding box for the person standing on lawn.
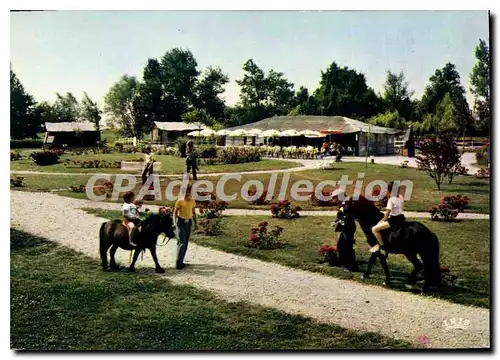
[186,140,199,180]
[173,184,197,269]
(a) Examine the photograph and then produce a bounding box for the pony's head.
[143,210,175,239]
[339,195,381,222]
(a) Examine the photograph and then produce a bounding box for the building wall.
[358,133,395,155]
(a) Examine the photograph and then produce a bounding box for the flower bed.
[246,221,284,250]
[318,244,340,266]
[270,200,301,219]
[310,190,341,207]
[476,168,490,179]
[247,187,272,205]
[196,193,228,236]
[10,176,25,188]
[428,195,469,222]
[64,159,121,169]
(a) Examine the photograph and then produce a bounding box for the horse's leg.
[128,249,141,272]
[149,247,165,273]
[362,253,377,279]
[109,244,121,270]
[377,252,391,285]
[99,223,112,271]
[404,252,423,288]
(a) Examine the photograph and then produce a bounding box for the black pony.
[340,196,441,291]
[99,211,175,273]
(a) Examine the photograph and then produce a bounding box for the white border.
[4,2,497,359]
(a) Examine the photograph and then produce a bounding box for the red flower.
[258,221,269,227]
[259,227,266,233]
[250,233,259,241]
[251,227,259,234]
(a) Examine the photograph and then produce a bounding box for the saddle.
[385,219,406,249]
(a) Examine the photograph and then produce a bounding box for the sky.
[10,10,489,111]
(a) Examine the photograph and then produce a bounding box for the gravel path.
[10,191,489,349]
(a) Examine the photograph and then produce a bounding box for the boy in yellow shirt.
[174,184,197,269]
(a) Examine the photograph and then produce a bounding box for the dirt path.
[10,191,489,349]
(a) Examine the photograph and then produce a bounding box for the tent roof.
[45,122,98,132]
[153,121,208,132]
[226,116,400,135]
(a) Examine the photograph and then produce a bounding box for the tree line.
[11,39,489,140]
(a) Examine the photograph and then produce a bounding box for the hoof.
[361,274,368,281]
[102,266,111,272]
[155,267,166,274]
[405,284,418,290]
[383,280,391,286]
[128,266,136,273]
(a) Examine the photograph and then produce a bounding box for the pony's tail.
[99,222,109,269]
[421,231,441,288]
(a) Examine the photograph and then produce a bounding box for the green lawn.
[84,209,490,309]
[14,161,488,214]
[10,228,411,350]
[10,153,299,175]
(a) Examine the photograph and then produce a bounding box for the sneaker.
[369,244,380,253]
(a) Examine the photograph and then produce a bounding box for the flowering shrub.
[447,163,468,185]
[10,152,22,161]
[10,176,25,187]
[196,193,227,236]
[400,160,409,168]
[318,244,340,266]
[428,206,459,222]
[64,159,121,168]
[475,147,489,166]
[270,200,301,219]
[442,195,469,211]
[310,190,340,207]
[476,168,490,179]
[69,185,86,193]
[440,266,458,287]
[247,187,272,205]
[30,150,60,166]
[246,221,284,249]
[219,147,261,164]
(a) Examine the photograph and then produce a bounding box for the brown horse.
[99,212,175,273]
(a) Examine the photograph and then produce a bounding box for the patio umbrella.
[187,130,203,137]
[261,129,281,137]
[199,128,215,137]
[280,129,301,137]
[216,129,232,136]
[245,129,262,136]
[299,130,323,137]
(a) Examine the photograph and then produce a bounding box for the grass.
[84,209,490,309]
[15,161,489,214]
[10,153,299,175]
[10,228,412,350]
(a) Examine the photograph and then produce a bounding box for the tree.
[382,70,414,120]
[265,69,295,115]
[140,58,166,124]
[104,75,144,138]
[182,108,215,127]
[195,66,229,120]
[313,62,382,119]
[236,59,268,108]
[415,133,461,190]
[470,39,490,132]
[10,69,39,139]
[420,63,471,134]
[368,110,405,129]
[52,92,81,122]
[434,93,455,132]
[80,92,102,131]
[160,48,200,121]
